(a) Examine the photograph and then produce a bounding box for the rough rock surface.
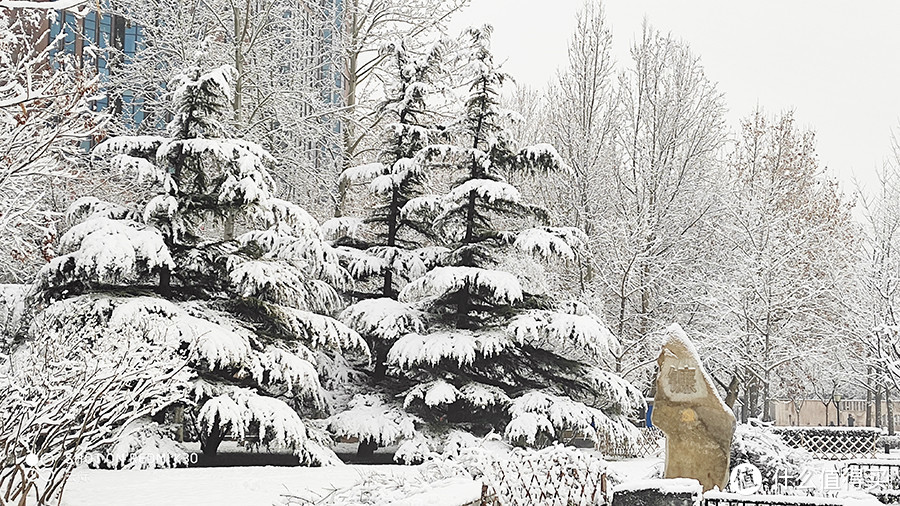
[651,323,736,492]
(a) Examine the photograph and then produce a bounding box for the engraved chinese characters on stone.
[652,324,736,492]
[668,366,698,395]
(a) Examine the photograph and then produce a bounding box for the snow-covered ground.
[61,465,481,506]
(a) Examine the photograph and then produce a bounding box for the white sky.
[448,0,900,196]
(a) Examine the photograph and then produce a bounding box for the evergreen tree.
[386,27,643,447]
[330,40,447,381]
[32,61,367,464]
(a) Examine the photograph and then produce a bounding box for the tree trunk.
[224,213,235,241]
[876,386,883,429]
[158,265,171,297]
[724,375,740,410]
[888,385,895,435]
[866,366,873,427]
[357,437,377,459]
[372,345,389,381]
[201,420,223,457]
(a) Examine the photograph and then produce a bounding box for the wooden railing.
[771,427,881,460]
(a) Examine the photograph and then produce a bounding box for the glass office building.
[48,4,145,129]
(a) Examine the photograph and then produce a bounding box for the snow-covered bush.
[730,421,811,490]
[91,419,191,470]
[1,332,183,505]
[394,435,435,465]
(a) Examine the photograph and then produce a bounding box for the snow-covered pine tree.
[331,40,446,381]
[392,26,643,447]
[31,61,367,464]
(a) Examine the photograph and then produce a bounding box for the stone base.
[612,478,702,506]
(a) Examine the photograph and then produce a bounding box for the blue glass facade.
[48,3,145,129]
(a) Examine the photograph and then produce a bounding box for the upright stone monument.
[651,323,735,492]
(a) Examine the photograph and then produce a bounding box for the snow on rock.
[664,323,731,414]
[399,266,523,306]
[326,394,417,447]
[340,298,425,341]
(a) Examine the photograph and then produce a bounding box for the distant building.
[41,0,346,135]
[771,399,900,427]
[42,3,146,128]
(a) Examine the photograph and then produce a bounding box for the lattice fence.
[596,427,664,459]
[771,427,881,460]
[478,446,608,506]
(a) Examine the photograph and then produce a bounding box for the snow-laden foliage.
[389,329,509,369]
[94,419,191,470]
[341,298,425,342]
[198,388,308,450]
[26,60,366,465]
[326,394,417,447]
[360,27,644,449]
[399,266,523,306]
[330,40,448,388]
[393,434,434,465]
[37,216,174,289]
[508,307,616,358]
[1,317,185,505]
[505,391,639,447]
[0,9,104,282]
[731,421,811,490]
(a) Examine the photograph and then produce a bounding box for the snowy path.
[61,465,477,506]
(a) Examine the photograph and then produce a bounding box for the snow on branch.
[261,303,369,356]
[341,298,425,342]
[514,228,585,261]
[322,216,366,241]
[326,394,417,447]
[339,162,387,185]
[447,179,522,205]
[0,0,89,9]
[65,197,135,226]
[399,266,523,306]
[198,388,309,450]
[517,143,571,174]
[388,329,509,369]
[508,309,615,358]
[228,257,340,312]
[505,391,609,446]
[404,380,461,408]
[38,216,173,290]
